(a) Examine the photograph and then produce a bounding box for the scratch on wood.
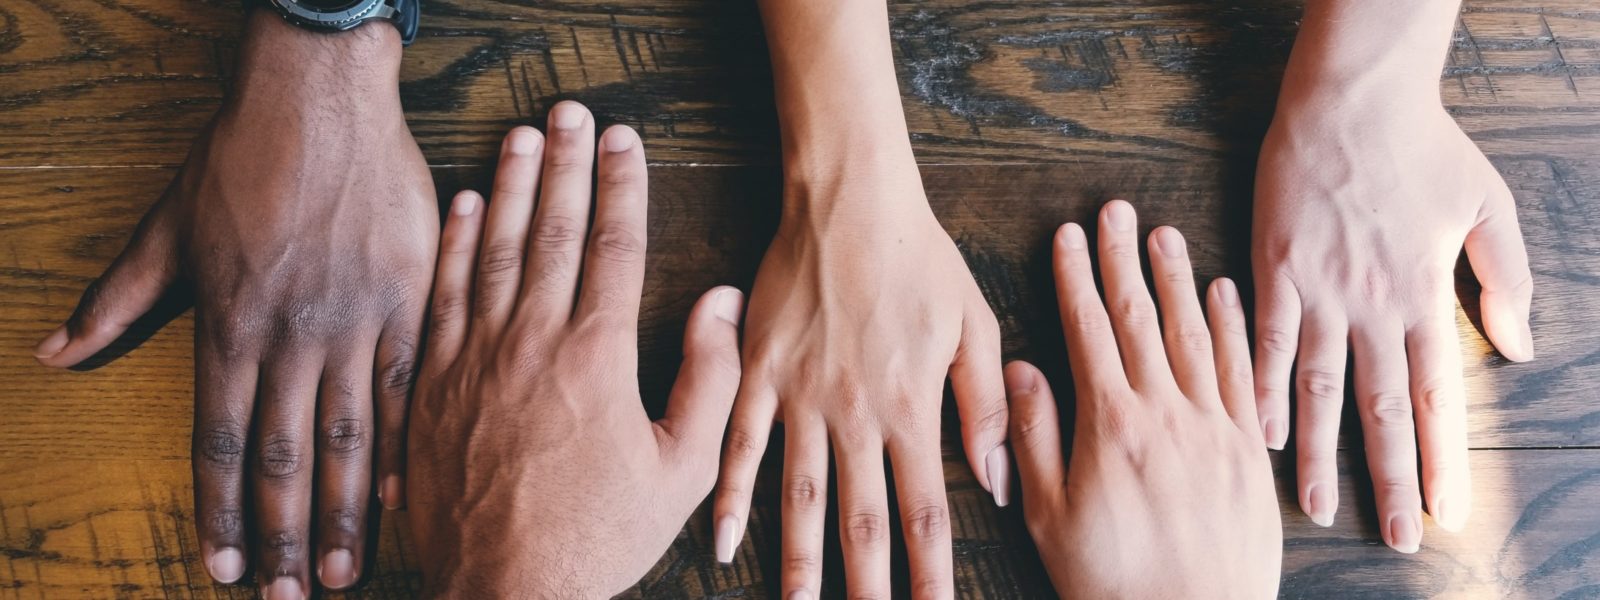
[569,26,591,88]
[610,15,633,80]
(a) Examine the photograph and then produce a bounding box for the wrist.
[1275,0,1459,111]
[232,10,403,110]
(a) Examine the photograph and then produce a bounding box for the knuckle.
[1066,305,1109,332]
[902,502,949,543]
[785,551,819,574]
[1257,327,1297,355]
[1170,325,1213,353]
[723,427,765,463]
[1414,383,1458,416]
[476,242,524,281]
[600,162,645,187]
[324,507,363,535]
[1012,411,1058,453]
[321,417,368,456]
[785,475,824,510]
[196,426,246,470]
[1365,392,1414,428]
[1297,369,1344,404]
[844,511,889,546]
[257,433,307,480]
[379,343,419,399]
[588,224,642,263]
[1113,297,1158,329]
[263,530,305,560]
[968,397,1010,436]
[530,216,584,250]
[204,509,243,537]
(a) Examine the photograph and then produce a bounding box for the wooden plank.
[2,451,1596,598]
[0,0,1595,168]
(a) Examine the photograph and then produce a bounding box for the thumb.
[656,286,745,473]
[1464,179,1534,362]
[951,296,1011,507]
[35,204,179,368]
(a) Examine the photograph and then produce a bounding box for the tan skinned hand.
[406,102,745,598]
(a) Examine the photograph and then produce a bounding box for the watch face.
[293,0,364,12]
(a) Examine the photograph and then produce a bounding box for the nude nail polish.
[714,515,739,564]
[986,447,1011,507]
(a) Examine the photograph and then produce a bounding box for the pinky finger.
[426,191,486,366]
[1207,279,1258,437]
[374,312,424,511]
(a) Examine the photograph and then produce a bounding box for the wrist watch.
[252,0,420,46]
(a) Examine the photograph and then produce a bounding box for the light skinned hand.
[712,163,1010,598]
[406,102,746,598]
[32,14,434,596]
[1253,78,1532,552]
[1010,200,1281,598]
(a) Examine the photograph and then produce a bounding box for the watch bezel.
[267,0,390,31]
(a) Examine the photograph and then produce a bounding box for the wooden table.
[2,0,1597,597]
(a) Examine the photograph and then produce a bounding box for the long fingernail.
[986,446,1011,507]
[263,577,304,600]
[550,101,587,130]
[714,288,744,325]
[1387,513,1421,554]
[1105,200,1134,231]
[380,475,404,510]
[714,515,739,564]
[1262,417,1286,450]
[1215,278,1239,307]
[506,126,540,155]
[1304,483,1334,527]
[320,549,356,589]
[207,547,244,583]
[1432,497,1464,533]
[788,590,812,600]
[34,325,68,359]
[603,125,638,153]
[1154,227,1184,257]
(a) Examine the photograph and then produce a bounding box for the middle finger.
[1097,201,1173,389]
[253,354,322,599]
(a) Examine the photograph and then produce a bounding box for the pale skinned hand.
[1010,201,1281,599]
[32,14,434,596]
[406,102,746,598]
[711,163,1009,599]
[1253,94,1532,551]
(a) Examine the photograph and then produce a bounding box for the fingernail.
[34,325,68,359]
[380,475,404,510]
[1262,417,1285,450]
[207,547,244,583]
[1387,513,1421,554]
[603,125,638,153]
[320,549,356,589]
[1154,227,1184,257]
[788,591,812,600]
[1059,223,1086,250]
[263,577,303,600]
[1304,484,1334,527]
[986,447,1011,507]
[1105,201,1134,232]
[714,515,739,564]
[1432,497,1464,533]
[506,127,540,155]
[713,288,743,325]
[550,101,586,130]
[452,191,479,216]
[1215,278,1239,307]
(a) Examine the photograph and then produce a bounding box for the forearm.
[758,0,919,195]
[1280,0,1460,107]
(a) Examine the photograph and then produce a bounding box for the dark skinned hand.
[32,14,436,598]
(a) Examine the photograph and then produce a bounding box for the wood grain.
[3,0,1599,597]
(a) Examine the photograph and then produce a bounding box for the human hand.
[406,103,745,598]
[1253,79,1532,550]
[712,162,1009,598]
[31,14,434,596]
[1009,201,1280,598]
